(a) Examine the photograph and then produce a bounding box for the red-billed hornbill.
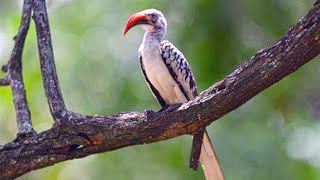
[123,9,224,179]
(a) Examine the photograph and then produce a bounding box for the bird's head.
[123,9,167,36]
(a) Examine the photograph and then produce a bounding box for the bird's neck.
[142,31,164,48]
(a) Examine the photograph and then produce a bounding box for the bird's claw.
[144,109,156,118]
[158,103,181,113]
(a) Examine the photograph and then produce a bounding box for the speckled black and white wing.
[160,40,198,100]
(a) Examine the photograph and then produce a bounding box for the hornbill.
[123,9,224,180]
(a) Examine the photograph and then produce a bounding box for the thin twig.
[0,78,9,86]
[5,0,35,136]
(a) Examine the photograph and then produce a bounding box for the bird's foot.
[158,103,181,113]
[144,109,156,118]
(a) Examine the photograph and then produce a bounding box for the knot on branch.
[1,64,8,73]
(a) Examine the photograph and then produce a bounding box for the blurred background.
[1,0,320,179]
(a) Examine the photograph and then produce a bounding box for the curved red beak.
[123,12,150,36]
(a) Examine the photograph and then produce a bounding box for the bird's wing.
[160,40,198,100]
[161,41,224,179]
[139,52,167,107]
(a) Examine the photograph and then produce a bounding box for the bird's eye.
[150,14,157,20]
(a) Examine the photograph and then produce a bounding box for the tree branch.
[0,0,35,136]
[32,0,67,121]
[0,78,9,86]
[1,0,320,179]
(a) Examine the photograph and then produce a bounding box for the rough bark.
[0,0,320,179]
[33,0,66,121]
[1,0,35,136]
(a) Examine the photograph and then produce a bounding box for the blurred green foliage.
[1,0,320,179]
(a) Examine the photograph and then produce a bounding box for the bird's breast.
[141,48,187,104]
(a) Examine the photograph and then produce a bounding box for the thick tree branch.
[0,0,35,136]
[1,0,320,179]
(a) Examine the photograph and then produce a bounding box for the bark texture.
[1,0,320,179]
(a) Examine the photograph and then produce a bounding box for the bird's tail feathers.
[199,130,225,180]
[190,130,204,170]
